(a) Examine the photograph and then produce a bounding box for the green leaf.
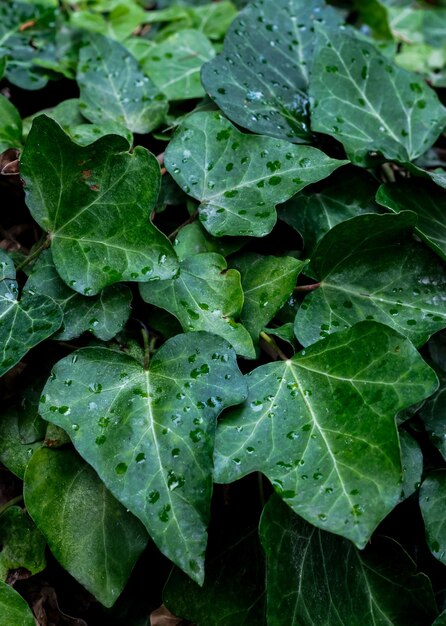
[141,30,215,100]
[70,2,146,41]
[420,369,446,462]
[0,96,22,152]
[310,27,446,165]
[399,429,423,500]
[264,322,296,346]
[0,581,35,626]
[259,494,438,626]
[420,470,446,566]
[191,1,238,41]
[377,180,446,262]
[39,333,247,583]
[140,253,255,359]
[231,253,307,341]
[165,111,348,237]
[0,506,46,581]
[77,34,168,134]
[294,212,446,348]
[26,250,132,341]
[173,222,245,262]
[21,116,179,296]
[279,168,380,254]
[24,447,148,608]
[201,0,342,143]
[214,322,437,548]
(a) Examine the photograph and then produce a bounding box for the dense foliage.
[2,0,446,624]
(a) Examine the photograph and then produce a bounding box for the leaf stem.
[381,163,396,183]
[15,235,50,272]
[294,282,320,293]
[168,209,198,242]
[259,331,289,362]
[0,494,23,516]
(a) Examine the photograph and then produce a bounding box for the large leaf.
[0,506,46,581]
[165,111,347,237]
[0,581,35,626]
[21,116,178,296]
[201,0,342,143]
[260,494,438,626]
[140,253,255,359]
[310,27,446,164]
[39,333,247,583]
[214,322,437,548]
[0,96,22,152]
[294,212,446,348]
[420,470,446,566]
[77,34,168,134]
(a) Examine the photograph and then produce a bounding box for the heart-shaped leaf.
[140,253,255,359]
[165,111,348,237]
[0,581,35,626]
[0,507,46,582]
[419,470,446,567]
[39,332,247,583]
[21,115,179,296]
[214,322,437,548]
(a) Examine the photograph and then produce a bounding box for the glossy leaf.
[0,96,22,152]
[24,447,148,608]
[21,115,178,296]
[140,253,255,359]
[0,506,46,581]
[201,0,342,142]
[77,34,168,134]
[310,27,446,165]
[165,111,348,237]
[294,213,446,348]
[260,494,438,626]
[173,222,245,262]
[420,470,446,566]
[0,581,35,626]
[39,333,247,583]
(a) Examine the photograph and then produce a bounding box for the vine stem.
[167,209,198,242]
[259,331,289,362]
[15,235,50,272]
[294,282,320,293]
[0,494,23,516]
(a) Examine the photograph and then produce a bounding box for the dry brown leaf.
[150,604,184,626]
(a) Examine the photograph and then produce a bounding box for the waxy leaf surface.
[0,507,46,582]
[0,581,35,626]
[39,333,247,583]
[295,213,446,348]
[21,116,178,296]
[165,112,347,237]
[140,253,255,359]
[214,322,437,547]
[24,448,148,608]
[310,27,446,164]
[420,470,446,567]
[201,0,342,142]
[260,494,438,626]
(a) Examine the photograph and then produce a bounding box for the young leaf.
[310,27,446,164]
[77,34,168,134]
[165,111,348,237]
[24,447,148,608]
[0,507,46,582]
[173,222,245,262]
[294,213,446,348]
[214,322,438,548]
[419,470,446,567]
[39,333,247,584]
[201,0,342,142]
[260,494,438,626]
[140,253,255,359]
[0,581,35,626]
[21,116,179,296]
[0,95,22,152]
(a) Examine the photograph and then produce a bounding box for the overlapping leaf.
[420,369,446,462]
[39,333,247,583]
[165,111,348,237]
[0,581,35,626]
[21,116,178,296]
[0,95,22,152]
[0,507,46,581]
[419,471,446,567]
[214,322,437,547]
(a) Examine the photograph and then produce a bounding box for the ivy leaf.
[173,222,245,262]
[399,430,423,501]
[419,369,446,462]
[201,0,342,142]
[0,507,46,582]
[39,333,247,583]
[0,581,35,626]
[310,27,446,165]
[165,112,348,237]
[294,213,446,348]
[419,470,446,566]
[26,250,132,341]
[140,253,255,359]
[214,322,437,548]
[24,447,148,608]
[77,34,168,134]
[260,494,438,626]
[377,180,446,262]
[0,95,22,152]
[21,116,179,296]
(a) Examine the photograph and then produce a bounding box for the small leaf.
[173,222,245,262]
[24,447,148,608]
[399,430,423,501]
[39,333,247,583]
[214,322,437,548]
[420,369,446,462]
[420,470,446,567]
[0,507,46,582]
[0,95,22,152]
[165,111,348,237]
[0,581,35,626]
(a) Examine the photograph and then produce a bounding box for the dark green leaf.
[420,470,446,566]
[399,430,423,501]
[0,581,35,626]
[0,506,46,581]
[173,222,245,262]
[0,96,22,152]
[420,369,446,461]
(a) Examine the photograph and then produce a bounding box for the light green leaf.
[0,581,35,626]
[420,470,446,566]
[69,122,132,147]
[140,253,255,359]
[399,429,423,500]
[24,447,148,607]
[26,250,132,341]
[77,34,168,134]
[294,212,446,348]
[201,0,342,142]
[173,222,245,262]
[21,115,178,296]
[0,96,22,152]
[264,323,296,346]
[165,111,348,237]
[310,27,446,165]
[70,2,146,41]
[39,333,247,583]
[0,507,46,582]
[214,322,437,548]
[191,1,238,41]
[141,30,215,101]
[260,494,438,626]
